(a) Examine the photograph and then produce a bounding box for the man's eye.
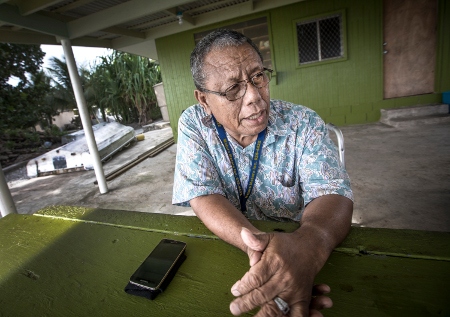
[226,84,240,93]
[253,72,264,81]
[254,72,264,78]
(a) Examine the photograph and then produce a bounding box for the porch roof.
[0,0,303,60]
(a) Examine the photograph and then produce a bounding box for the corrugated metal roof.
[0,0,301,54]
[66,0,130,17]
[40,0,253,38]
[121,11,172,30]
[181,0,249,16]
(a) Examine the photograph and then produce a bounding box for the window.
[295,12,346,65]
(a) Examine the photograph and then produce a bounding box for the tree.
[114,52,161,125]
[88,51,162,126]
[46,56,91,112]
[45,55,96,129]
[85,54,131,123]
[0,43,44,87]
[0,43,48,130]
[30,70,60,128]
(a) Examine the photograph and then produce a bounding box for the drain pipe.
[60,39,108,194]
[0,163,17,217]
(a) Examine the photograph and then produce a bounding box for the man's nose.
[243,79,263,103]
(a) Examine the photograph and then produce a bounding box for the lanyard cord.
[212,116,266,211]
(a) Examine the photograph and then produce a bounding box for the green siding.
[156,0,450,141]
[269,0,384,124]
[156,33,197,130]
[436,0,450,92]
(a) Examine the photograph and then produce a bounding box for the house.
[0,0,449,142]
[0,0,449,203]
[155,0,450,140]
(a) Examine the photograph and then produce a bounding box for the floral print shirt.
[172,100,353,222]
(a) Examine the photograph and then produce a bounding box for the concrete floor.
[340,122,450,232]
[4,122,450,232]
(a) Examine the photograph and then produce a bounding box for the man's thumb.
[240,227,269,252]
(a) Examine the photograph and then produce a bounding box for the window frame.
[293,9,348,68]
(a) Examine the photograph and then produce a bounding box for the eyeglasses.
[201,68,273,101]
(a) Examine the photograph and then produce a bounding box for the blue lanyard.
[212,116,266,211]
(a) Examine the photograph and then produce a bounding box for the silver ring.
[274,296,290,315]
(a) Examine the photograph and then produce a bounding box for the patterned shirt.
[172,99,353,221]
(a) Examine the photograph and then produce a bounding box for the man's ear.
[194,90,211,114]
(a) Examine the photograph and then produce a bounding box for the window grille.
[296,14,343,65]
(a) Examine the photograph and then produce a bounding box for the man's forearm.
[190,194,263,252]
[295,194,353,273]
[190,193,352,256]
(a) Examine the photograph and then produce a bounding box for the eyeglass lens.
[225,69,272,101]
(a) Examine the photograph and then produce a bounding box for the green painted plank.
[317,252,450,316]
[34,206,450,261]
[0,213,251,316]
[33,206,299,239]
[1,211,449,316]
[337,227,450,261]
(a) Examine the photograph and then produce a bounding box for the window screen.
[296,14,343,65]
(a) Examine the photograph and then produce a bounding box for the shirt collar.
[201,112,215,129]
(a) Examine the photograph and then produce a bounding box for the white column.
[60,39,108,194]
[0,164,17,217]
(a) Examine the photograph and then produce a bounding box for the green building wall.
[156,0,450,140]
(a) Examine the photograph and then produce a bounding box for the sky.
[41,44,111,70]
[7,45,111,86]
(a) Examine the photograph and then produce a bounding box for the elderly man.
[173,29,353,316]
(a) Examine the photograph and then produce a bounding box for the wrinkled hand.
[229,228,332,316]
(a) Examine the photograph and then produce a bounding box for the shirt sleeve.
[172,109,226,207]
[298,110,353,206]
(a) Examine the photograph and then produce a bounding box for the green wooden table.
[0,206,449,316]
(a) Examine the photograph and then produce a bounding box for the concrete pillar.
[60,39,108,194]
[0,164,17,217]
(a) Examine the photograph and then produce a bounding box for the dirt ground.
[4,122,450,232]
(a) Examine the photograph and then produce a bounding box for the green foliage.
[0,43,50,131]
[43,124,65,137]
[4,140,16,150]
[149,105,162,121]
[0,43,44,87]
[1,44,162,139]
[87,51,162,125]
[30,70,59,128]
[46,56,77,111]
[2,128,42,143]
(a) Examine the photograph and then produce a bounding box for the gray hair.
[190,29,263,90]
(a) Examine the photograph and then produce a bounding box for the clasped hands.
[229,228,332,317]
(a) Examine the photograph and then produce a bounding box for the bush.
[149,105,162,121]
[44,124,64,137]
[4,140,16,150]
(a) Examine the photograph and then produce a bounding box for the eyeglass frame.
[199,68,273,101]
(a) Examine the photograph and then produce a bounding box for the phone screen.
[130,239,186,290]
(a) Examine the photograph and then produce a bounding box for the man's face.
[195,43,270,146]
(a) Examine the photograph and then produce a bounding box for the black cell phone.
[129,239,186,290]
